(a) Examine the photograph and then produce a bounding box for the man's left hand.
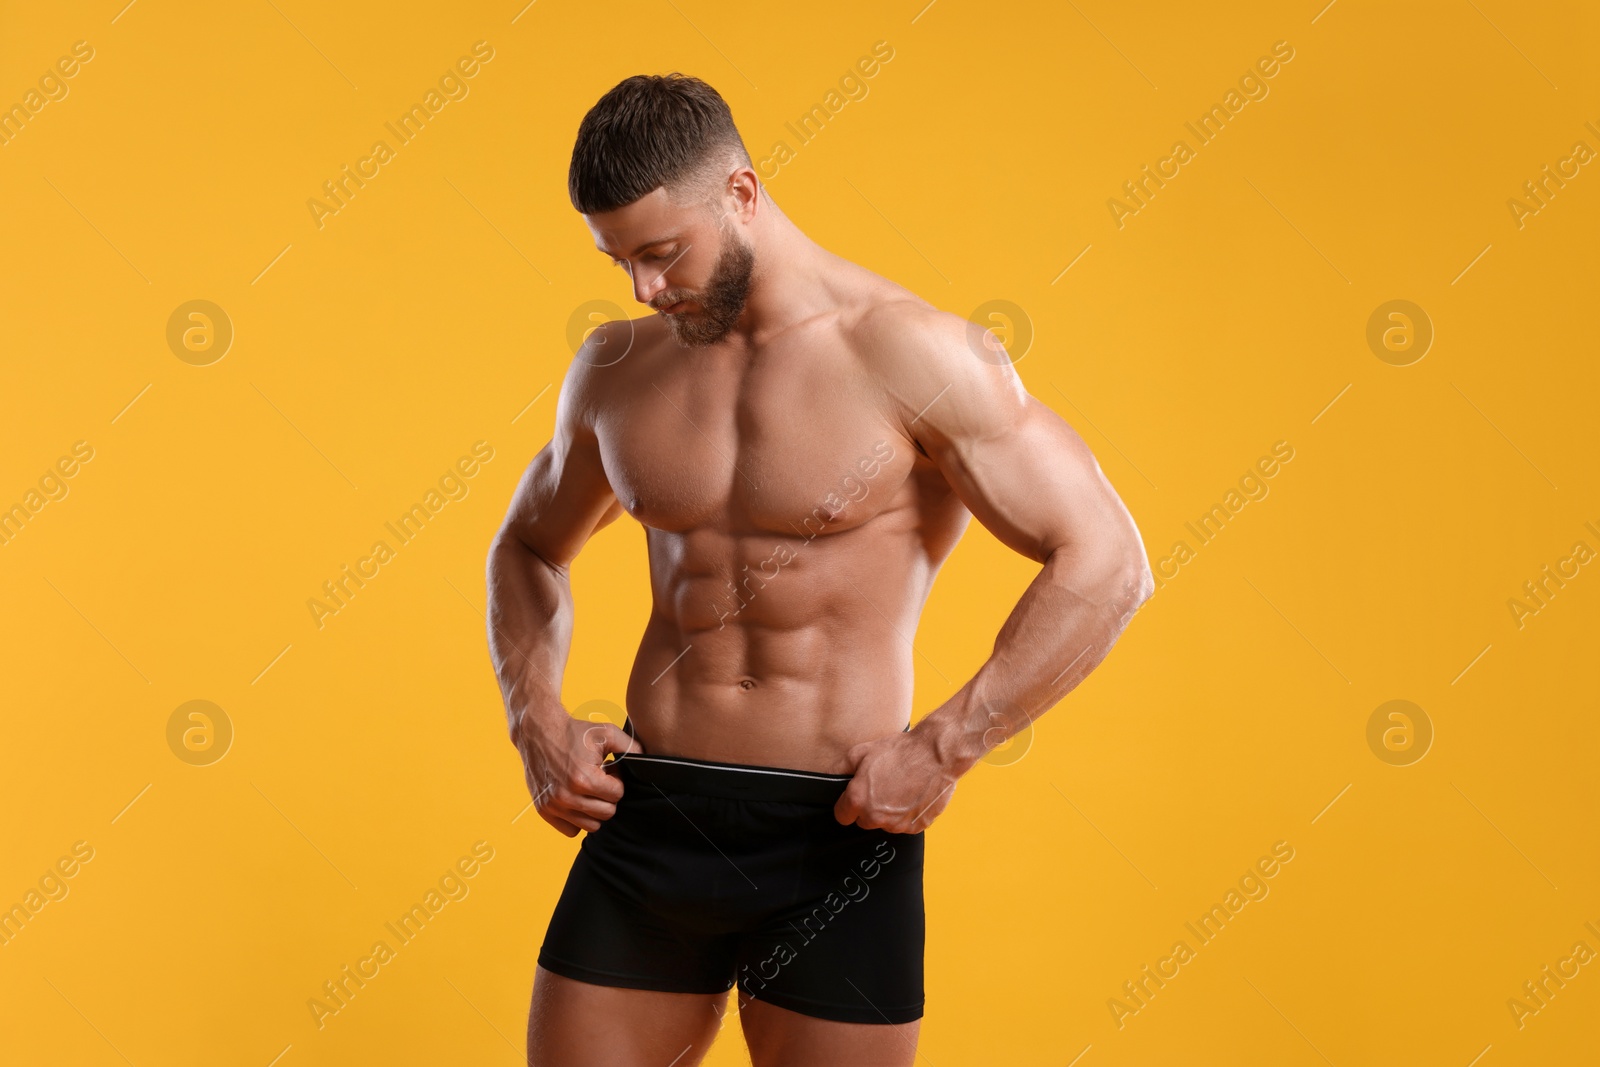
[834,728,961,833]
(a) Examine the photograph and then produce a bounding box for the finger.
[562,810,602,833]
[545,796,604,833]
[541,809,581,837]
[590,770,625,803]
[572,762,625,802]
[598,758,627,793]
[561,793,618,822]
[833,784,862,826]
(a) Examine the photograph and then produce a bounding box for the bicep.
[495,382,621,569]
[874,310,1141,571]
[497,446,617,567]
[928,395,1136,569]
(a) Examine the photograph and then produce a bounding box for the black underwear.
[536,749,925,1025]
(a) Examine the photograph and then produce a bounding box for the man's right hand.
[512,709,642,837]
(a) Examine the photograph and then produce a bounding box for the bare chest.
[593,341,914,535]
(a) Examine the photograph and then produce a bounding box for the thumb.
[593,721,643,758]
[833,779,862,826]
[839,741,872,773]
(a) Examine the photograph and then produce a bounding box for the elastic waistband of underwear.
[609,751,852,805]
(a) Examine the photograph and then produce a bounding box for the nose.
[629,261,669,307]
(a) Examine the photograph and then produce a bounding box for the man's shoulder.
[845,293,1020,409]
[568,311,667,379]
[849,292,957,347]
[826,266,1034,447]
[580,311,669,369]
[551,312,667,429]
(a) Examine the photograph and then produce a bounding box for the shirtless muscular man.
[485,73,1154,1067]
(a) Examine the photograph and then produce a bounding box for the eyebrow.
[595,235,678,258]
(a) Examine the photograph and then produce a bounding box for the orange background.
[1,1,1596,1063]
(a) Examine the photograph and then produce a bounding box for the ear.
[726,163,760,224]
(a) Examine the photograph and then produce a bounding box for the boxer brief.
[536,749,925,1025]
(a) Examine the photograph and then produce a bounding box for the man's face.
[586,186,754,347]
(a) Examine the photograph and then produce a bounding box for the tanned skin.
[486,156,1155,1067]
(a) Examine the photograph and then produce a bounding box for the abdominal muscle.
[621,517,938,774]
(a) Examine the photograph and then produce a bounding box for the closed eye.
[608,246,676,269]
[642,249,673,262]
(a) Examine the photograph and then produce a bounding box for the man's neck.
[725,195,835,347]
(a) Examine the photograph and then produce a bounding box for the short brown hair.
[568,73,752,215]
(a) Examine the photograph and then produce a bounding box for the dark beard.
[655,230,754,347]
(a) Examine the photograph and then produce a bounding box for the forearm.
[919,545,1153,773]
[485,533,574,734]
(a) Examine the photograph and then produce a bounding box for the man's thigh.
[739,996,920,1067]
[527,966,730,1067]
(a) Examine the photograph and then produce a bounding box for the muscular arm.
[486,331,637,835]
[913,320,1154,769]
[486,395,619,726]
[837,309,1155,831]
